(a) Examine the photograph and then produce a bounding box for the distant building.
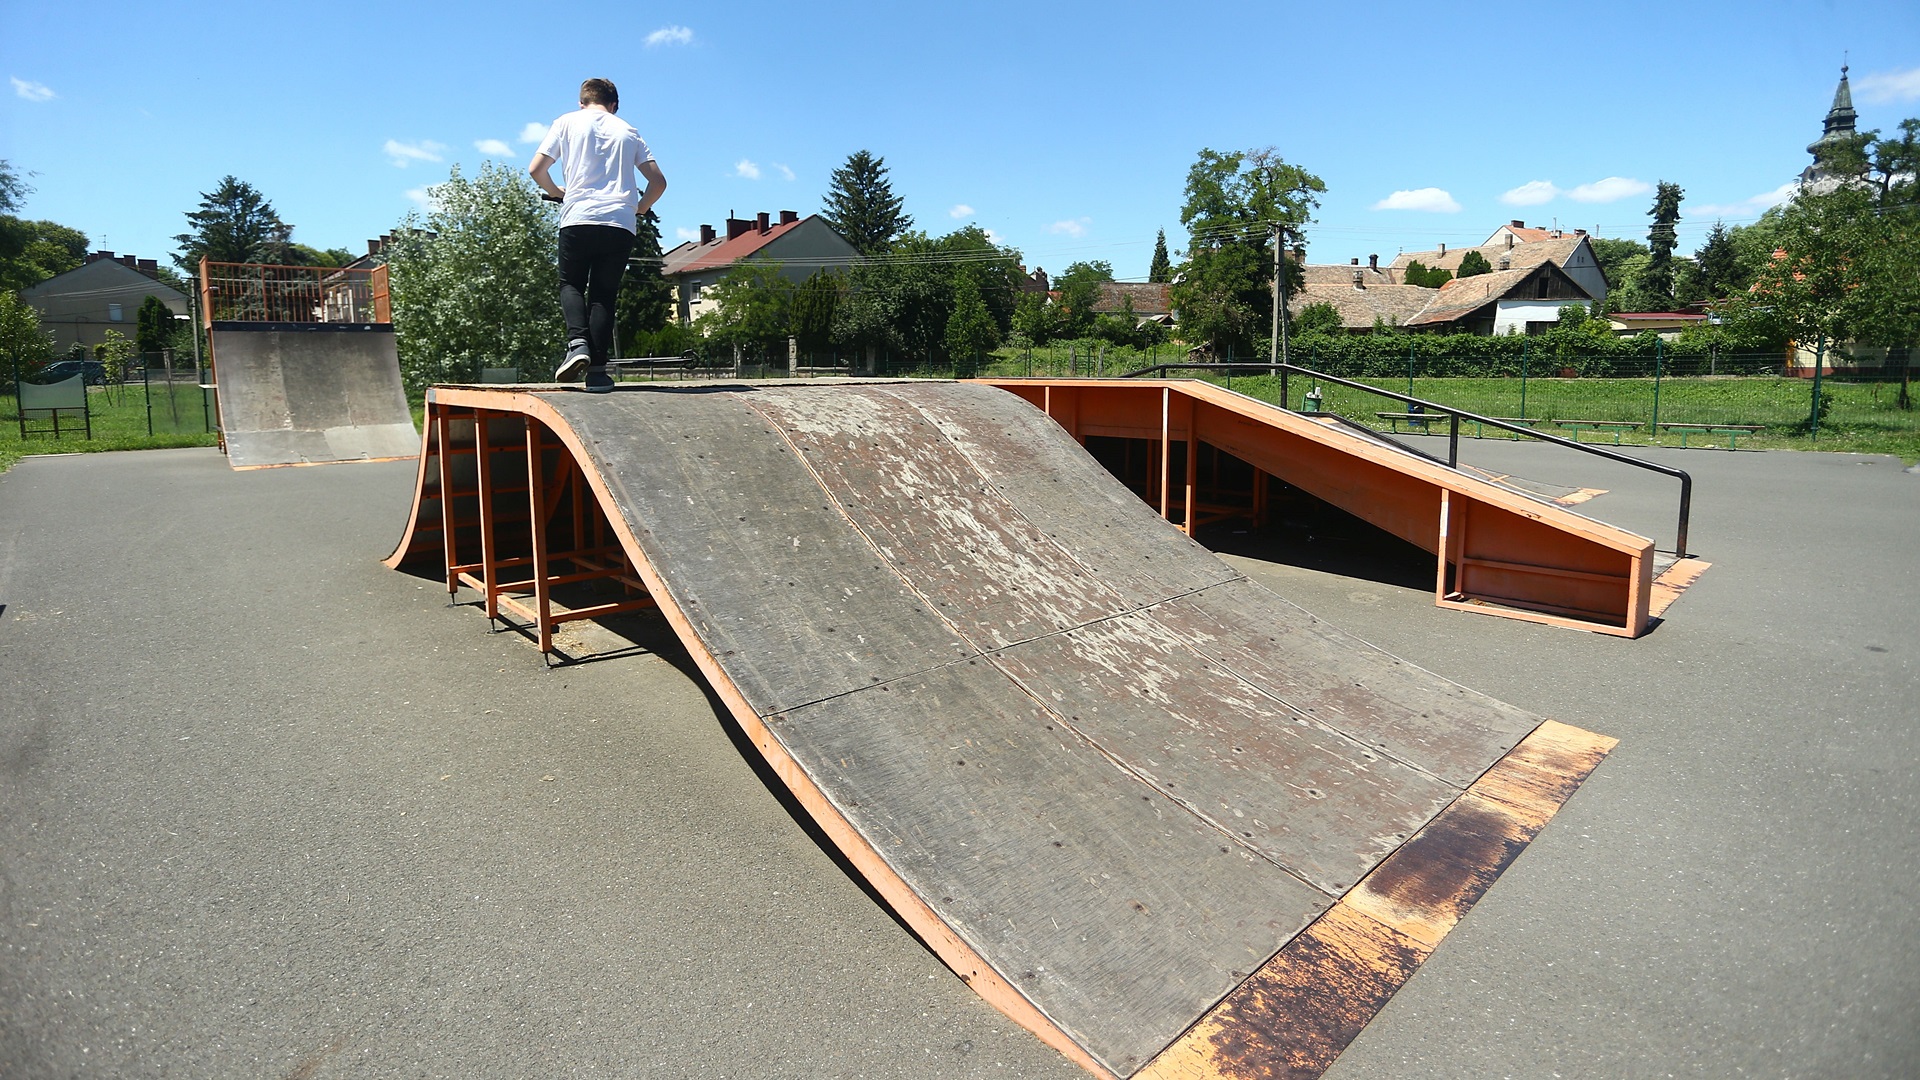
[1390,226,1608,305]
[1090,282,1175,326]
[1606,312,1708,340]
[17,252,190,354]
[1292,235,1599,336]
[1402,263,1595,335]
[660,211,857,325]
[1800,65,1858,195]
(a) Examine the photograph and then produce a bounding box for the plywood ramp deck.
[386,381,1614,1079]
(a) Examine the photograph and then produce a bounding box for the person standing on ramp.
[529,77,666,392]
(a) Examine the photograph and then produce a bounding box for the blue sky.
[3,1,1916,281]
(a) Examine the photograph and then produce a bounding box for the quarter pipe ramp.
[208,323,418,469]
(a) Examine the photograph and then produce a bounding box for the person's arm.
[637,159,666,216]
[528,153,564,201]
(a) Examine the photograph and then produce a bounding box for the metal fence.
[199,261,388,324]
[140,358,215,436]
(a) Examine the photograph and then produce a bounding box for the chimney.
[87,250,116,265]
[700,223,716,244]
[121,255,137,268]
[1352,269,1365,289]
[779,209,798,225]
[1506,233,1515,250]
[1368,253,1379,271]
[367,239,381,255]
[1498,254,1512,270]
[1574,228,1587,237]
[1511,219,1524,228]
[1349,257,1359,265]
[726,217,754,240]
[756,211,770,233]
[137,258,157,275]
[1550,229,1562,238]
[1438,242,1446,255]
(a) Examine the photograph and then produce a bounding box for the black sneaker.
[583,368,616,394]
[555,339,590,381]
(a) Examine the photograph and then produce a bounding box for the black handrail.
[1121,361,1693,558]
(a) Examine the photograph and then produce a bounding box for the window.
[1525,321,1554,336]
[108,303,123,321]
[688,281,703,302]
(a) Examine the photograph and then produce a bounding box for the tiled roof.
[1391,235,1584,275]
[661,217,808,277]
[1290,283,1437,329]
[1090,281,1174,316]
[1403,268,1539,326]
[1300,264,1397,286]
[1492,225,1559,244]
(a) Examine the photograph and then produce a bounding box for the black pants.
[557,224,635,368]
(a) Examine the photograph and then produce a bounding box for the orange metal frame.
[411,401,657,655]
[979,378,1663,637]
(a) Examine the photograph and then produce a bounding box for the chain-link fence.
[138,352,216,436]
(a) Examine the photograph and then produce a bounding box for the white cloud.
[775,163,795,181]
[1691,183,1798,219]
[734,159,761,180]
[1500,180,1560,206]
[405,187,440,213]
[1566,176,1650,203]
[676,227,701,242]
[646,25,693,47]
[519,122,549,144]
[1372,187,1462,213]
[984,229,1003,246]
[1857,66,1920,104]
[385,139,447,167]
[12,77,54,102]
[474,138,514,156]
[1048,217,1091,237]
[950,204,975,219]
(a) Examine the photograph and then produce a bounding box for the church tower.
[1800,66,1859,193]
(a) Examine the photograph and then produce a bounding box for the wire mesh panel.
[143,363,214,435]
[199,262,383,324]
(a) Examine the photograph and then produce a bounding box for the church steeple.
[1802,65,1860,190]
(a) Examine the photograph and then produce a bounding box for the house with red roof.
[661,211,858,325]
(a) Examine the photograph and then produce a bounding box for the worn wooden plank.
[1137,904,1430,1080]
[544,389,974,716]
[990,608,1461,895]
[742,386,1131,650]
[775,664,1330,1078]
[1145,580,1539,787]
[887,382,1240,605]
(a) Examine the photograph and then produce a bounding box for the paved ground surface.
[2,435,1916,1079]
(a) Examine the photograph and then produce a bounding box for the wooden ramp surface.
[387,381,1613,1078]
[209,324,419,468]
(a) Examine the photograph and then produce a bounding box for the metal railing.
[1125,361,1695,558]
[199,261,389,325]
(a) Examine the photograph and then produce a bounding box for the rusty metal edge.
[1134,719,1617,1080]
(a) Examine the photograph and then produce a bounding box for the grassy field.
[1,383,219,473]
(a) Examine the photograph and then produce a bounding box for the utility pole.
[1270,221,1282,374]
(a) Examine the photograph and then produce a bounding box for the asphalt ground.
[2,437,1916,1079]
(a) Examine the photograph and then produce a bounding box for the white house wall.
[1493,299,1581,335]
[1557,244,1609,302]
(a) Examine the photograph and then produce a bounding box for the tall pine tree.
[1643,181,1684,308]
[1693,220,1740,299]
[616,210,675,353]
[1148,229,1171,283]
[820,150,912,256]
[172,176,293,274]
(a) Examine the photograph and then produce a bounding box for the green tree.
[94,328,138,383]
[1456,250,1493,278]
[1,289,54,380]
[1170,147,1324,356]
[791,268,841,359]
[0,217,88,292]
[696,261,794,357]
[943,274,998,376]
[135,295,179,356]
[172,176,294,275]
[1692,221,1740,299]
[1403,260,1452,289]
[1053,260,1112,337]
[1148,229,1171,283]
[616,209,674,354]
[1642,181,1684,306]
[821,150,913,256]
[834,226,1021,367]
[1294,301,1343,335]
[1587,236,1650,290]
[286,243,352,267]
[383,162,563,390]
[0,160,25,214]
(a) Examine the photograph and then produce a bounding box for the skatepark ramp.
[199,260,418,469]
[385,380,1615,1079]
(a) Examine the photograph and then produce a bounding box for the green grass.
[1,383,219,473]
[1161,373,1920,462]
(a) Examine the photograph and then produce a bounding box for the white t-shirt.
[535,108,654,233]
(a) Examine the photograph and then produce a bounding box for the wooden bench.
[1554,419,1642,445]
[1375,411,1434,433]
[1657,422,1765,448]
